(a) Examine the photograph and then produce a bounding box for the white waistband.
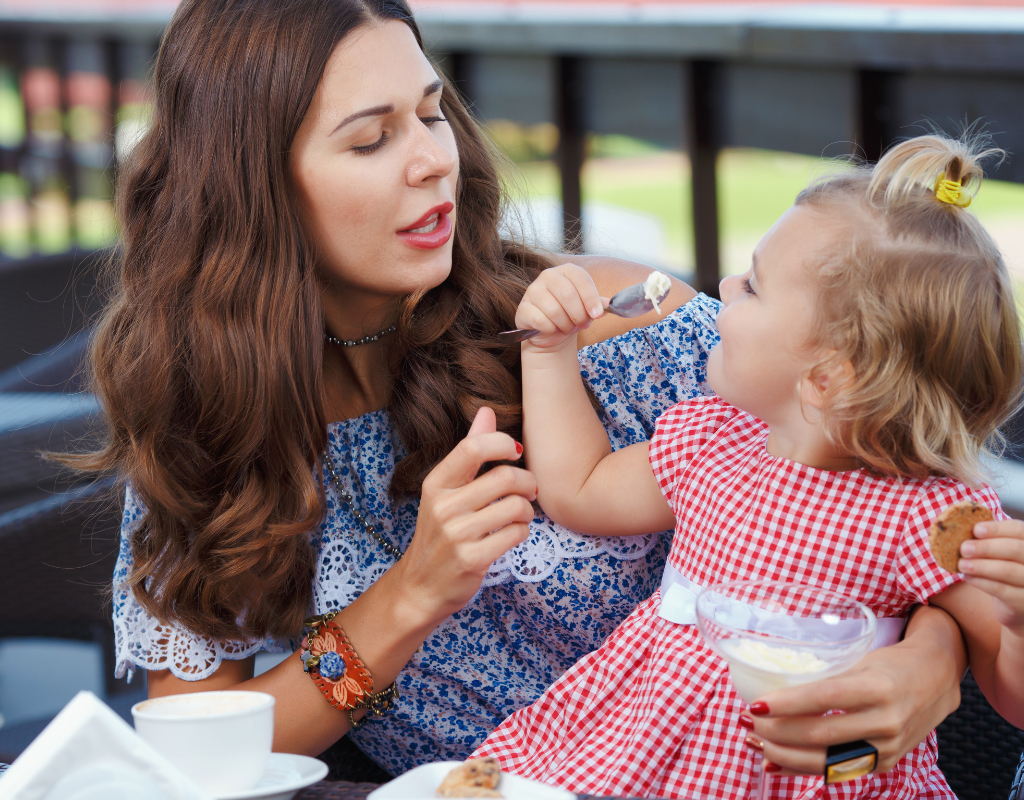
[658,564,906,651]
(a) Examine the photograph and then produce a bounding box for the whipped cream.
[643,271,671,314]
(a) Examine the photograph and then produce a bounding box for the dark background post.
[686,60,722,299]
[857,69,898,163]
[555,55,585,254]
[448,51,474,112]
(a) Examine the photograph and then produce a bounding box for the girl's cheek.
[715,310,732,341]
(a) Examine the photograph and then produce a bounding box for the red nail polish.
[764,762,782,773]
[738,714,755,730]
[514,441,523,456]
[750,702,770,716]
[744,735,764,751]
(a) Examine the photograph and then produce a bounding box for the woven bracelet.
[299,612,399,728]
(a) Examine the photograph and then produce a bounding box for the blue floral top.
[112,294,721,775]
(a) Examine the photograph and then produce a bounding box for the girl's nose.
[719,274,741,303]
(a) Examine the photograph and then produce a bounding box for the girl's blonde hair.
[798,134,1023,485]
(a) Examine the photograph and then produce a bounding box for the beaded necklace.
[323,324,397,348]
[322,448,404,560]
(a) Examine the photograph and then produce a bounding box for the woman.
[90,0,968,782]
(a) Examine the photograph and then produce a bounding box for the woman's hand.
[742,604,965,777]
[395,407,538,621]
[516,263,607,351]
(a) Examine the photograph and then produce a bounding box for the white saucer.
[211,753,329,800]
[367,761,576,800]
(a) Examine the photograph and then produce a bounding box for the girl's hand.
[396,407,538,621]
[516,263,608,350]
[742,608,963,777]
[959,519,1024,635]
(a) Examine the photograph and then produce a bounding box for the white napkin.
[0,691,212,800]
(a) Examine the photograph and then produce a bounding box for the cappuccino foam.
[135,691,269,718]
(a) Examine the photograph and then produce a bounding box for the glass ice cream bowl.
[695,580,877,700]
[695,580,877,798]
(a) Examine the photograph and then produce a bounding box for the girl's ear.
[801,356,854,411]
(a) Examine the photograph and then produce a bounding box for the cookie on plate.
[436,788,502,798]
[929,501,994,573]
[436,757,502,798]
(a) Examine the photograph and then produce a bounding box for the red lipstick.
[397,201,454,250]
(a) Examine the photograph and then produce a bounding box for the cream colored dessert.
[720,638,830,702]
[728,639,830,674]
[643,270,671,314]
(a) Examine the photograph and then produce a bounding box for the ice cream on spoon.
[497,270,673,344]
[642,271,672,315]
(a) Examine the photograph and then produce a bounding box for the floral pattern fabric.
[111,293,721,776]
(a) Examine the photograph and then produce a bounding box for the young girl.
[472,134,1024,799]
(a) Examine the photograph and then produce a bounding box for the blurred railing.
[2,2,1024,297]
[418,2,1024,296]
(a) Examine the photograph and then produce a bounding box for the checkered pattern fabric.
[475,396,1005,799]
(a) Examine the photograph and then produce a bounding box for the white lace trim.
[113,587,285,683]
[312,515,661,617]
[113,522,656,682]
[482,521,658,586]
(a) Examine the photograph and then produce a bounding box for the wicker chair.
[0,328,92,395]
[0,249,106,375]
[316,734,394,784]
[1010,752,1024,800]
[936,669,1024,799]
[0,478,123,690]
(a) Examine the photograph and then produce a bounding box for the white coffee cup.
[131,690,275,794]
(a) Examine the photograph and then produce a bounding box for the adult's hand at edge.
[394,406,538,622]
[746,604,965,777]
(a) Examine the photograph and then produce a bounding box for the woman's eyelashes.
[353,131,389,155]
[351,115,448,156]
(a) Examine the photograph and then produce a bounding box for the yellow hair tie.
[935,172,972,208]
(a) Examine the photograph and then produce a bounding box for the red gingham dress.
[474,396,1006,799]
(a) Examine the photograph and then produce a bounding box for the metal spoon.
[496,280,671,345]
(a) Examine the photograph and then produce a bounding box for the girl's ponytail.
[868,134,999,210]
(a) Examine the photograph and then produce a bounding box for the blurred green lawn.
[507,140,1024,279]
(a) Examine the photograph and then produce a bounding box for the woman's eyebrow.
[331,104,393,136]
[330,80,445,137]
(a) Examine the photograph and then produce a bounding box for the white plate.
[368,761,576,800]
[212,753,329,800]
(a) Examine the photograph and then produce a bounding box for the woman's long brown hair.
[72,0,550,642]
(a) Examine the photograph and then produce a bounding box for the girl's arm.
[930,518,1024,728]
[150,408,538,756]
[516,263,675,536]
